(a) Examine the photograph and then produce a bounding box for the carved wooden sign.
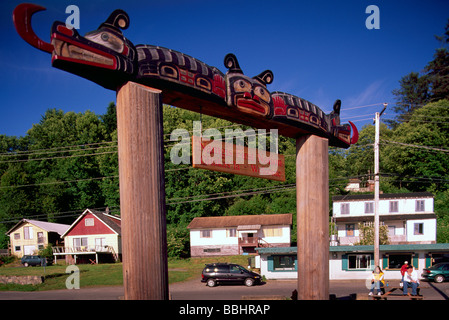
[192,137,286,181]
[13,3,359,148]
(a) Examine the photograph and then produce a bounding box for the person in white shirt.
[403,265,420,296]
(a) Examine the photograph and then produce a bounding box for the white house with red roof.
[54,208,121,264]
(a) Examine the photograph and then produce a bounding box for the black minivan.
[201,263,261,287]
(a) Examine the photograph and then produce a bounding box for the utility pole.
[373,103,387,267]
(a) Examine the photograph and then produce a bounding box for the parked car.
[201,263,261,287]
[21,255,52,267]
[422,262,449,283]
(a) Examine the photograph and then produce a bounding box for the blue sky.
[1,0,448,137]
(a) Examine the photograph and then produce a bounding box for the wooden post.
[296,134,329,300]
[116,81,168,300]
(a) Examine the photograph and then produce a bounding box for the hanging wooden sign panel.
[192,136,285,182]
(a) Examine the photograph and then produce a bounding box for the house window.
[200,230,212,238]
[389,201,399,213]
[95,238,106,250]
[73,237,88,250]
[14,233,20,240]
[15,246,21,252]
[226,228,236,237]
[365,202,374,214]
[23,226,33,240]
[388,226,396,237]
[203,248,220,253]
[414,223,424,235]
[37,232,44,244]
[263,227,283,237]
[273,255,296,271]
[415,200,425,212]
[341,203,350,215]
[348,254,371,270]
[85,218,95,226]
[387,254,412,269]
[345,224,355,237]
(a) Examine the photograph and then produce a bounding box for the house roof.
[61,208,121,237]
[187,213,292,229]
[6,219,70,236]
[332,192,434,202]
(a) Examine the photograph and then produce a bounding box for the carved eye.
[85,30,124,53]
[254,86,271,103]
[233,78,251,93]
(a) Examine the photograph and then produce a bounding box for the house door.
[243,233,254,243]
[24,245,36,255]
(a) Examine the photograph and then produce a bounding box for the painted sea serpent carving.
[13,4,358,148]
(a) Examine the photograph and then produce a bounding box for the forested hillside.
[1,21,448,257]
[0,98,448,256]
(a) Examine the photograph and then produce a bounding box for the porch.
[52,245,120,264]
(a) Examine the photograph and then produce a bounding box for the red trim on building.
[66,213,115,236]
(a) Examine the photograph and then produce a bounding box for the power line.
[0,150,117,164]
[381,139,449,153]
[0,140,117,156]
[0,175,119,190]
[0,144,117,159]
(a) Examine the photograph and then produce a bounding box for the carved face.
[224,54,273,118]
[50,10,136,90]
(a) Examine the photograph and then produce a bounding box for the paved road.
[0,279,448,300]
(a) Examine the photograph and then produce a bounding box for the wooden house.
[6,219,69,258]
[54,209,121,264]
[187,213,292,257]
[332,192,437,245]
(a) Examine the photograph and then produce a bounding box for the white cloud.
[344,80,386,108]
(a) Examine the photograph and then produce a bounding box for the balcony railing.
[238,237,259,246]
[52,245,112,254]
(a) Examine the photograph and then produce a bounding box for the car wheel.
[434,275,445,283]
[23,262,29,267]
[207,279,216,287]
[244,278,254,287]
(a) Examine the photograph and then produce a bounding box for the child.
[369,266,385,296]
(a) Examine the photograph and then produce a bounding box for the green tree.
[355,222,390,245]
[383,100,449,192]
[390,72,429,126]
[167,224,190,258]
[390,20,449,127]
[24,109,110,223]
[425,49,449,102]
[435,190,449,243]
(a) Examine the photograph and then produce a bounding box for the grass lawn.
[0,255,255,291]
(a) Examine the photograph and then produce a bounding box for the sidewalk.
[0,280,447,300]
